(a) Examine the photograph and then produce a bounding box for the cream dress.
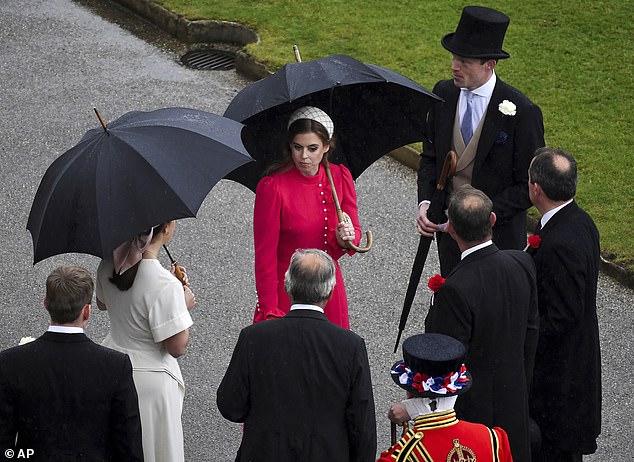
[97,258,193,462]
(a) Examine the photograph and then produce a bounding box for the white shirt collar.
[459,72,496,126]
[47,325,84,334]
[290,304,324,313]
[541,199,573,228]
[461,240,493,260]
[402,396,458,419]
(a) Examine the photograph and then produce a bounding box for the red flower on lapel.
[527,235,542,249]
[427,274,446,292]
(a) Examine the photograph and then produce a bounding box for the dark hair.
[448,185,493,242]
[109,262,140,292]
[46,266,94,324]
[284,249,336,304]
[529,147,577,201]
[264,118,335,176]
[110,223,166,291]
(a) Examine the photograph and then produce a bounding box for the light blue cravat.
[461,92,473,145]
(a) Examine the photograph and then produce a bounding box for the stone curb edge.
[113,0,634,290]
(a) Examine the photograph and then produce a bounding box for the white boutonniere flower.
[19,336,36,345]
[498,100,517,116]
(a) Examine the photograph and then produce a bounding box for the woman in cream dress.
[96,221,195,462]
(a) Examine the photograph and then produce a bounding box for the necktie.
[461,92,473,145]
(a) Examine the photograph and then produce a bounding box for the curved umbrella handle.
[324,161,373,253]
[340,211,373,253]
[352,230,373,253]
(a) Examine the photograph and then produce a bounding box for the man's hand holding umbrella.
[417,203,442,237]
[417,150,458,236]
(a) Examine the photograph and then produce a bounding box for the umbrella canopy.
[27,107,253,264]
[223,53,442,191]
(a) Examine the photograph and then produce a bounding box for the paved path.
[0,0,631,459]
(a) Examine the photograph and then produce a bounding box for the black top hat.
[391,333,472,398]
[441,6,510,60]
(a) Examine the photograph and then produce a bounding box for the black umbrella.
[27,107,253,264]
[223,53,442,192]
[393,150,457,353]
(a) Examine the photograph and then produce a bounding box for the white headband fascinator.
[287,106,334,139]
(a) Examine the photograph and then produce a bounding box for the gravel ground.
[0,0,631,460]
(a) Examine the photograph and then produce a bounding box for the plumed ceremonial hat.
[391,333,472,398]
[441,6,510,59]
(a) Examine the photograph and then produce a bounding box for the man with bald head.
[217,249,376,461]
[424,185,538,462]
[527,147,601,461]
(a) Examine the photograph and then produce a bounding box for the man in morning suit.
[417,6,545,276]
[217,248,376,461]
[527,147,601,461]
[379,333,513,462]
[424,185,539,462]
[0,266,143,461]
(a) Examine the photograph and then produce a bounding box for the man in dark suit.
[217,248,376,461]
[417,6,545,276]
[0,266,143,462]
[424,185,539,462]
[527,147,601,461]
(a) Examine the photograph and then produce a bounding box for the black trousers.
[532,438,583,462]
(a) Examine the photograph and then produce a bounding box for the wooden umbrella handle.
[172,263,187,286]
[323,161,372,253]
[163,245,187,286]
[437,150,457,191]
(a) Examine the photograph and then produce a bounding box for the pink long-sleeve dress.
[253,163,361,329]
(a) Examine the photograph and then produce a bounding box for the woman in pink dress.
[253,106,361,329]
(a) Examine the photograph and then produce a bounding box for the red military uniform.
[377,410,513,462]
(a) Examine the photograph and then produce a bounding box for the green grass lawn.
[159,0,634,271]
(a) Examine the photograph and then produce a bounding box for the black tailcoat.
[425,244,539,462]
[418,78,544,268]
[0,332,143,461]
[527,201,601,454]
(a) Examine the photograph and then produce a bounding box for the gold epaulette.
[392,429,433,462]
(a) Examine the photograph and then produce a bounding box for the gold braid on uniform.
[392,410,459,462]
[487,427,500,462]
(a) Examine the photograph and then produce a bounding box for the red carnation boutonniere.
[527,234,542,249]
[427,274,446,293]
